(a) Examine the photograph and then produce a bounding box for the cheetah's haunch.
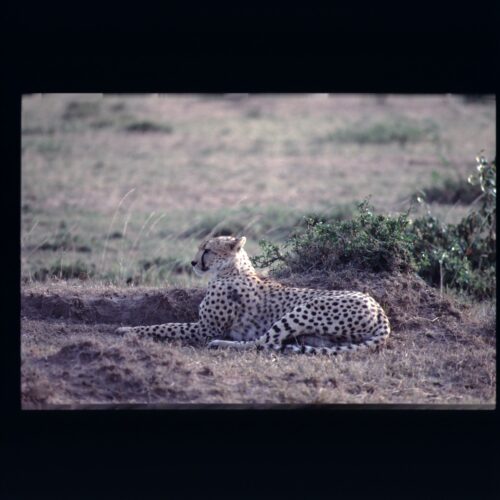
[115,236,391,355]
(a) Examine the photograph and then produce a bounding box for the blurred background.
[21,93,496,287]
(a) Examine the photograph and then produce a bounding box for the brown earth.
[21,272,496,408]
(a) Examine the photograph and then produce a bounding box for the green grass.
[22,206,197,286]
[62,101,101,121]
[22,203,356,287]
[317,116,439,146]
[122,121,174,133]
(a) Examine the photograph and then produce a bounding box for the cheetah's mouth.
[192,253,209,276]
[193,266,206,276]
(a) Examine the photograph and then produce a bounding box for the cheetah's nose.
[191,261,197,266]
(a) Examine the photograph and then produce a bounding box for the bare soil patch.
[21,275,495,408]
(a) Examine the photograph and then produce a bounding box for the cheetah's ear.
[231,236,246,251]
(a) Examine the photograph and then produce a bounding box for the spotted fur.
[115,236,391,355]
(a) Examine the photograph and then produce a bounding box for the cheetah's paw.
[115,326,133,336]
[207,339,236,349]
[207,340,223,349]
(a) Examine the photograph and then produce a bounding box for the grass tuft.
[30,260,95,281]
[317,117,439,146]
[122,121,173,133]
[62,101,100,121]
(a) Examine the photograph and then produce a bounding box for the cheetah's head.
[191,236,247,277]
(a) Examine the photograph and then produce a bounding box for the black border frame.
[2,3,498,498]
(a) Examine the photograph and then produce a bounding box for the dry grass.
[21,273,495,407]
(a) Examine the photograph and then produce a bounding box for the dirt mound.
[21,271,465,334]
[22,334,208,408]
[277,268,466,334]
[21,288,205,325]
[47,340,125,366]
[20,275,495,407]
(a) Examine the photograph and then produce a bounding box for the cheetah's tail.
[284,325,390,356]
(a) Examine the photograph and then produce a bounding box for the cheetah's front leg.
[115,322,212,343]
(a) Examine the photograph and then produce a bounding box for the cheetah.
[115,236,391,355]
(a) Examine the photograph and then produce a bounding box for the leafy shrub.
[252,200,415,274]
[253,155,496,300]
[410,154,495,299]
[409,215,495,299]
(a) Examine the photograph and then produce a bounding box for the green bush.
[252,200,415,274]
[253,155,496,300]
[410,154,495,299]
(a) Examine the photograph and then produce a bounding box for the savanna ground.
[21,94,496,407]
